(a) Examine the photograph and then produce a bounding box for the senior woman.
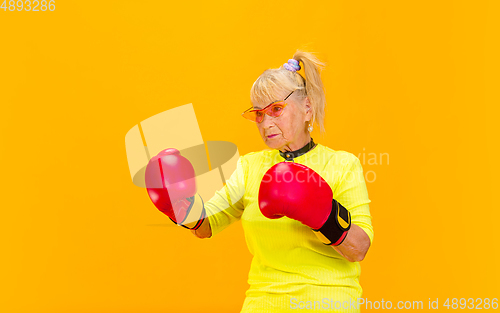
[145,51,373,313]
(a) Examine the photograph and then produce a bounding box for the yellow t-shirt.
[205,144,374,313]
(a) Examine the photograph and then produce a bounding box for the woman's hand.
[258,162,351,245]
[145,148,205,230]
[258,162,371,261]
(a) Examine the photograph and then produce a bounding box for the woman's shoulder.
[316,144,360,166]
[240,149,278,164]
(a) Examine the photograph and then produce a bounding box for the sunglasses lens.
[270,103,285,117]
[255,111,265,123]
[242,103,286,123]
[242,110,266,123]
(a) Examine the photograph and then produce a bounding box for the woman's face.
[254,91,312,151]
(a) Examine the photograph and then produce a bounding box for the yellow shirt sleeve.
[204,156,246,237]
[333,154,374,245]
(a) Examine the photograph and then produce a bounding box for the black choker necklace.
[279,138,316,161]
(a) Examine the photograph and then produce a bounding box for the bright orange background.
[1,1,499,312]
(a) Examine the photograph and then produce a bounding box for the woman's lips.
[267,134,278,138]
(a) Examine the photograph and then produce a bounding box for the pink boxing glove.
[145,148,205,230]
[258,162,351,246]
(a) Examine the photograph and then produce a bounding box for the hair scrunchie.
[283,59,301,72]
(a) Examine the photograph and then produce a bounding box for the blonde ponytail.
[292,50,326,132]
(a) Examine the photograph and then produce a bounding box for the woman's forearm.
[191,217,212,239]
[331,223,370,262]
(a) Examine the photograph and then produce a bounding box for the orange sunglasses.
[241,90,295,123]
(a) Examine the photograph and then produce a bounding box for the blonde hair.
[250,50,327,132]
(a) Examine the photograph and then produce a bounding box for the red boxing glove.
[258,162,351,246]
[145,148,205,230]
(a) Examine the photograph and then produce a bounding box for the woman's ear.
[304,97,313,121]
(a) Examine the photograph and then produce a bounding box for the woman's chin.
[263,137,284,150]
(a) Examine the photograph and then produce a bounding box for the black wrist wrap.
[313,199,351,246]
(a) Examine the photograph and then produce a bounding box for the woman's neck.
[279,133,312,153]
